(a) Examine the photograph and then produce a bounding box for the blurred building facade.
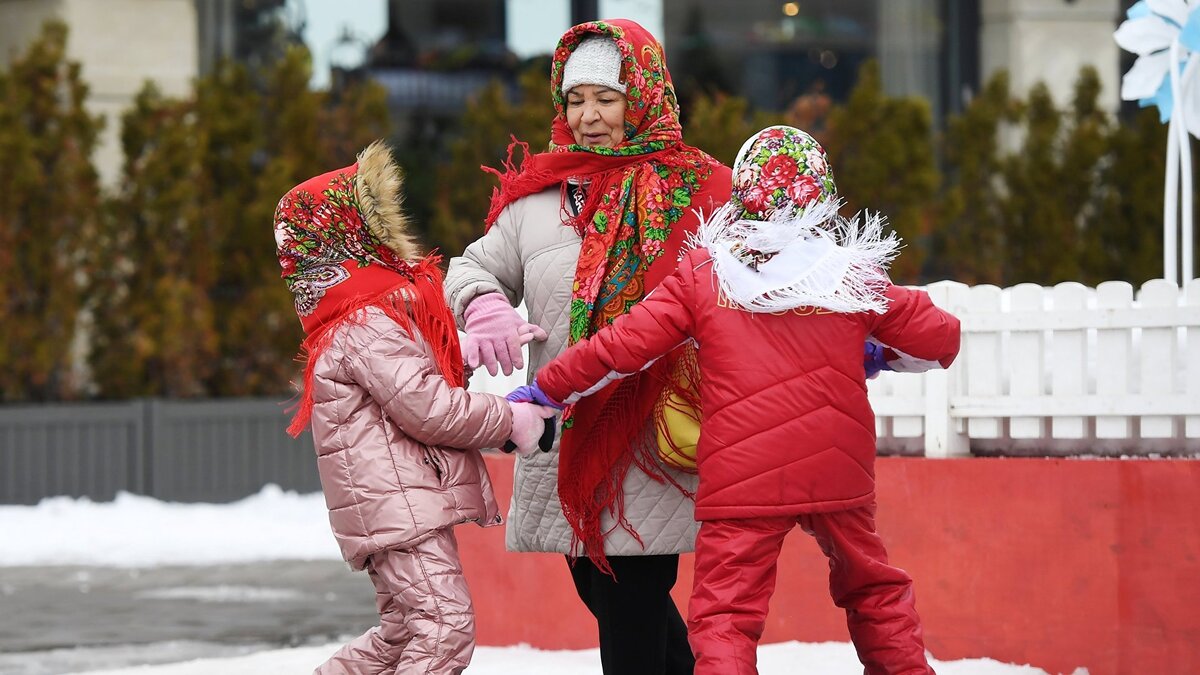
[364,0,512,136]
[979,0,1122,110]
[0,0,301,187]
[0,0,198,187]
[195,0,302,75]
[0,0,1128,183]
[662,0,1119,121]
[363,0,1122,135]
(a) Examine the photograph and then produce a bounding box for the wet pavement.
[0,562,377,674]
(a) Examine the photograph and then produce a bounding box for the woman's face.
[565,85,626,148]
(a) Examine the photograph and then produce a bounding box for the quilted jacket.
[310,307,510,570]
[445,189,701,555]
[538,247,961,521]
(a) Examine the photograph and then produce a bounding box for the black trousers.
[568,554,695,675]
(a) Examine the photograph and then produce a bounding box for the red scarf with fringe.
[482,19,730,574]
[285,258,462,437]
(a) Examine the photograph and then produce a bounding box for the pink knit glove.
[462,293,547,376]
[506,402,558,456]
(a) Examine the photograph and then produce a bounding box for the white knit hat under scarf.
[561,36,625,95]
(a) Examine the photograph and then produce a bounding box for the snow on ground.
[0,356,526,569]
[0,485,340,567]
[76,641,1058,675]
[3,489,1080,675]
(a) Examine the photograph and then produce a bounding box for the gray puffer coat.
[445,188,699,556]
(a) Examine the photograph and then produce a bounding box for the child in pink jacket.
[275,141,553,675]
[512,127,960,675]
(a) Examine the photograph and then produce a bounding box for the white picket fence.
[869,279,1200,457]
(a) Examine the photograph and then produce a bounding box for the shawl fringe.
[695,200,901,314]
[556,360,690,576]
[649,343,702,479]
[482,137,556,229]
[286,258,461,437]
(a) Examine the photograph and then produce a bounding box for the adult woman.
[444,19,731,675]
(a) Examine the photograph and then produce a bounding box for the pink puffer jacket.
[309,307,512,570]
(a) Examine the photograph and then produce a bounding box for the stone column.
[878,0,941,101]
[980,0,1121,109]
[0,0,198,188]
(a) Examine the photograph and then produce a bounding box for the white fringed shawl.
[694,199,901,314]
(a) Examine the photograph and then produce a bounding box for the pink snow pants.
[688,504,934,675]
[314,528,475,675]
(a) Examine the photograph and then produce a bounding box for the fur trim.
[694,199,902,314]
[355,140,420,261]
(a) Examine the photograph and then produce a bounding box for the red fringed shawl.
[285,258,462,438]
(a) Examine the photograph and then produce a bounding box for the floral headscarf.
[730,125,837,222]
[275,142,462,436]
[482,19,732,572]
[698,126,898,314]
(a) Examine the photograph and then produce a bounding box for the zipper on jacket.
[423,448,447,483]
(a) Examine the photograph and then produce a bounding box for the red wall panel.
[458,455,1200,675]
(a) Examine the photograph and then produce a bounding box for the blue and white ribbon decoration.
[1116,0,1199,283]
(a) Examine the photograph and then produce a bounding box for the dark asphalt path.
[0,561,377,674]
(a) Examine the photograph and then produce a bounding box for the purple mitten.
[863,342,892,380]
[462,293,548,376]
[505,379,564,410]
[506,402,558,456]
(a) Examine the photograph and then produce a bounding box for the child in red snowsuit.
[512,126,960,674]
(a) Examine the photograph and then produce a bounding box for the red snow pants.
[314,528,475,675]
[687,504,934,675]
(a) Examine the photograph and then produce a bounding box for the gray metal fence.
[0,398,319,505]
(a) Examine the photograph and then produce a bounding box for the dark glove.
[504,402,557,455]
[501,415,558,454]
[863,342,892,380]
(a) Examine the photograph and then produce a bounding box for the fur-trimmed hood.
[275,141,464,437]
[354,140,419,262]
[274,140,430,329]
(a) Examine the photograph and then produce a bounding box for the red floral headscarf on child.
[275,141,462,437]
[482,19,731,571]
[698,126,896,315]
[731,125,837,222]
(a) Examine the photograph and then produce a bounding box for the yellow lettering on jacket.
[715,289,833,316]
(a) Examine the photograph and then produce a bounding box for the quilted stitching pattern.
[309,309,505,569]
[447,190,699,555]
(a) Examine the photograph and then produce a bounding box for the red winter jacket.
[538,247,960,521]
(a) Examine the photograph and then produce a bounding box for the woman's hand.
[461,293,548,376]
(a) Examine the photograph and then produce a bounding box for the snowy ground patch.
[133,585,308,603]
[74,641,1061,675]
[0,484,1086,675]
[0,485,339,567]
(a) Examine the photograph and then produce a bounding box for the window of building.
[662,0,979,126]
